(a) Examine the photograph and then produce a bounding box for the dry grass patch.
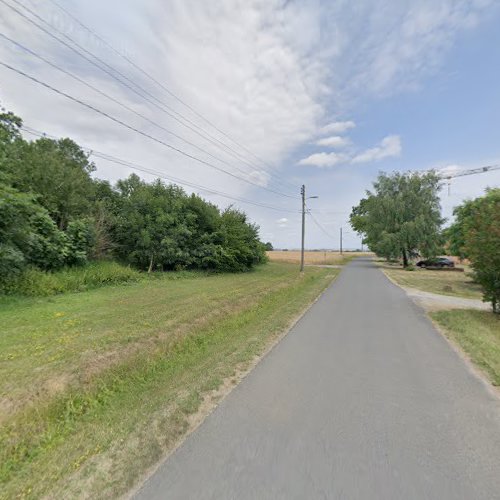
[382,265,482,300]
[267,250,369,266]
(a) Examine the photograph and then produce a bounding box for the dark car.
[416,257,455,268]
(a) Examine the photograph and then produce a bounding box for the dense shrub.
[1,261,141,296]
[112,176,266,272]
[448,188,500,312]
[1,110,269,294]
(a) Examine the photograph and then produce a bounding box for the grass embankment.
[0,262,337,499]
[267,250,368,266]
[382,265,482,300]
[432,310,500,386]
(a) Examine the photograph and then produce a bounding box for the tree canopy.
[350,171,444,266]
[0,109,268,290]
[446,188,500,312]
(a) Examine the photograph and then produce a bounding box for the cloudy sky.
[1,0,499,249]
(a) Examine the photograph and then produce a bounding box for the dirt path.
[401,287,490,312]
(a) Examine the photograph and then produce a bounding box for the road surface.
[135,258,500,500]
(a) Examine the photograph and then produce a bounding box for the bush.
[1,261,141,296]
[461,189,500,313]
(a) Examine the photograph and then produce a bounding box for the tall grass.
[1,261,142,297]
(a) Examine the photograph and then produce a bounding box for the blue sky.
[1,0,499,249]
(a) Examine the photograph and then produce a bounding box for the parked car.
[416,257,455,268]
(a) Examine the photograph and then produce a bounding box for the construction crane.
[437,164,500,195]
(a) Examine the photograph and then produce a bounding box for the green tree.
[449,189,500,312]
[113,175,192,272]
[112,175,266,273]
[2,134,96,229]
[0,182,70,286]
[217,207,267,272]
[350,171,444,267]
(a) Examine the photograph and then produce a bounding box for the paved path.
[135,258,500,500]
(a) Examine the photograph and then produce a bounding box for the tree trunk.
[148,253,154,273]
[402,248,409,268]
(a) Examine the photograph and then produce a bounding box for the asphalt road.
[135,258,500,500]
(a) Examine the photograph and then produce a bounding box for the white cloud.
[315,136,350,148]
[276,217,289,228]
[300,135,402,167]
[320,121,356,135]
[327,0,496,99]
[351,135,402,163]
[298,152,348,168]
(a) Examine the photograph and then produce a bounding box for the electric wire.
[45,0,300,191]
[20,126,301,214]
[4,0,298,194]
[0,33,295,198]
[0,60,297,199]
[305,205,337,240]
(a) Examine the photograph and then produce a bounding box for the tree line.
[0,110,267,291]
[350,171,499,313]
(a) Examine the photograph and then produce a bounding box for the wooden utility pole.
[340,227,343,255]
[300,184,305,272]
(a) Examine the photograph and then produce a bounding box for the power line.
[4,0,298,194]
[2,0,279,189]
[0,60,297,199]
[20,125,300,214]
[45,0,300,191]
[305,206,337,240]
[0,33,295,198]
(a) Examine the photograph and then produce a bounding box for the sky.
[1,0,499,250]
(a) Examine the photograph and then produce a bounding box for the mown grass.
[432,310,500,386]
[382,265,483,300]
[0,262,338,499]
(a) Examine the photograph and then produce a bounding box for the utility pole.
[340,227,343,255]
[300,186,318,273]
[300,184,306,272]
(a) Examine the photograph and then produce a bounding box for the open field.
[382,264,483,300]
[267,250,371,266]
[432,310,500,386]
[0,262,338,499]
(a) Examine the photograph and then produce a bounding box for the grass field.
[0,262,338,499]
[382,265,483,300]
[432,310,500,386]
[267,250,368,266]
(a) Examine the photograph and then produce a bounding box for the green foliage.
[350,171,444,267]
[112,176,266,272]
[216,208,267,272]
[264,241,274,251]
[2,133,96,230]
[65,219,95,266]
[0,182,66,282]
[1,261,141,296]
[1,108,268,295]
[450,189,500,312]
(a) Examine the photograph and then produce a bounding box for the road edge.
[379,268,500,401]
[126,268,342,499]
